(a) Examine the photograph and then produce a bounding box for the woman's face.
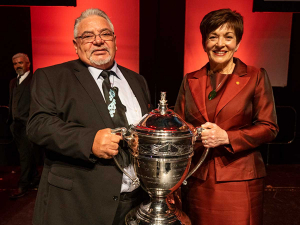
[204,24,239,68]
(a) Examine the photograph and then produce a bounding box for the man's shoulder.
[117,65,145,83]
[9,77,17,83]
[185,67,205,80]
[36,59,83,73]
[117,65,139,76]
[27,71,33,79]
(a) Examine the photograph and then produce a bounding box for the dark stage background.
[0,7,32,107]
[269,13,300,164]
[0,2,299,225]
[0,2,300,166]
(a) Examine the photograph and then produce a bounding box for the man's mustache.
[91,47,109,54]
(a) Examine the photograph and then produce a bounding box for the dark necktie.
[16,76,20,87]
[100,70,130,166]
[100,70,129,128]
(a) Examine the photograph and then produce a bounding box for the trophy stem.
[125,196,191,225]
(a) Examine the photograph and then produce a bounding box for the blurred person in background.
[8,53,40,199]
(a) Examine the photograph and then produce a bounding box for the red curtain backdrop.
[185,0,292,87]
[30,0,139,73]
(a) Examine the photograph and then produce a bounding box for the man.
[27,9,151,225]
[8,53,40,199]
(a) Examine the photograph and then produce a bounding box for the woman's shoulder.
[235,58,266,77]
[185,64,208,79]
[247,66,268,81]
[247,64,262,75]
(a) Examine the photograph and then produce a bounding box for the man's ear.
[73,39,78,54]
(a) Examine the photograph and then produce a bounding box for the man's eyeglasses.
[76,30,114,43]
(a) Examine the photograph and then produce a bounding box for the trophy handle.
[182,127,210,185]
[111,127,140,187]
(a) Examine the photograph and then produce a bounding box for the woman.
[174,9,278,225]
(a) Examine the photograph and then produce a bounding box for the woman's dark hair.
[200,8,243,47]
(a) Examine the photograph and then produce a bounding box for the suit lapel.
[186,59,250,122]
[22,72,32,86]
[9,78,17,117]
[118,66,149,115]
[215,58,250,118]
[73,60,115,128]
[215,74,250,118]
[188,68,209,122]
[14,72,32,101]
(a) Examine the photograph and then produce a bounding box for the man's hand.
[92,128,122,159]
[201,122,229,148]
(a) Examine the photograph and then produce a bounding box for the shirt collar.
[87,61,120,80]
[17,70,30,79]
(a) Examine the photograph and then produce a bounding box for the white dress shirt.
[18,70,30,84]
[88,62,142,192]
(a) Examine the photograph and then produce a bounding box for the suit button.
[113,196,118,201]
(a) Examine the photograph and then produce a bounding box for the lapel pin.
[236,81,240,85]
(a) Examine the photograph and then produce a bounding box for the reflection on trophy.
[113,92,210,225]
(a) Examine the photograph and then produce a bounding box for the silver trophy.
[113,92,209,225]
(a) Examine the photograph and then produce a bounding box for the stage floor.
[0,164,299,225]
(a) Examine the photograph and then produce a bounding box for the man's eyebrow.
[99,28,112,32]
[81,31,94,35]
[81,28,112,35]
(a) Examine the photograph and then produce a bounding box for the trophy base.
[125,200,191,225]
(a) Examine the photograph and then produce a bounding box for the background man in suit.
[27,8,151,225]
[8,53,40,199]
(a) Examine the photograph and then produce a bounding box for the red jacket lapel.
[186,58,250,123]
[188,66,209,122]
[215,58,250,119]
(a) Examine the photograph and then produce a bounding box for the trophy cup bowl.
[113,92,209,225]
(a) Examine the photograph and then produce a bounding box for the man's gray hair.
[74,8,114,38]
[12,53,30,63]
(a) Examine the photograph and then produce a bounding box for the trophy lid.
[132,92,195,137]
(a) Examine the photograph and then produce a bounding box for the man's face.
[13,57,30,76]
[73,15,117,70]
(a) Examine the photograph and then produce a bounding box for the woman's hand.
[201,122,229,148]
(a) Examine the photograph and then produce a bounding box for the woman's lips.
[213,51,227,56]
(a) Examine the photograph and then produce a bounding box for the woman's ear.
[235,43,240,52]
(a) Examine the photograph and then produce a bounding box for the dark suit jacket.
[175,58,278,182]
[8,72,33,125]
[27,59,151,225]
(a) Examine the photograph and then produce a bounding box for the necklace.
[208,74,228,100]
[207,63,235,100]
